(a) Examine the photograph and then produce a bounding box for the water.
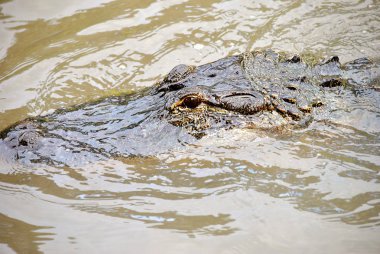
[0,0,380,253]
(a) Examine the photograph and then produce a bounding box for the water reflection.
[74,203,237,236]
[0,213,53,254]
[1,123,379,230]
[0,0,380,252]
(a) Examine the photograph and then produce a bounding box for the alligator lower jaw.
[167,102,305,136]
[169,92,270,115]
[170,101,269,116]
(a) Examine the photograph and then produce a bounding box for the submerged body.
[0,50,379,165]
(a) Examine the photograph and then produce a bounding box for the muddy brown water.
[0,0,380,253]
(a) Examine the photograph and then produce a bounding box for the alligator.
[0,49,379,166]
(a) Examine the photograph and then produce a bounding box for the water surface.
[0,0,380,253]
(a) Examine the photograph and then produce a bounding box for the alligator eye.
[170,95,203,110]
[181,96,202,108]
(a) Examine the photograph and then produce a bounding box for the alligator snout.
[2,122,42,150]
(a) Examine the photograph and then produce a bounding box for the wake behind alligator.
[0,49,379,166]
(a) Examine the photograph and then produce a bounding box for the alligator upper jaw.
[168,91,270,115]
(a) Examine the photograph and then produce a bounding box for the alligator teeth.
[299,104,312,112]
[311,100,323,107]
[270,93,279,99]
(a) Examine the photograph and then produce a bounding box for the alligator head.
[153,50,373,137]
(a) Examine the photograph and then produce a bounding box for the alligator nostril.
[18,130,41,148]
[19,139,28,146]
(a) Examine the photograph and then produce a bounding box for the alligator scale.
[0,50,379,165]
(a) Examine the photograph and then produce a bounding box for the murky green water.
[0,0,380,253]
